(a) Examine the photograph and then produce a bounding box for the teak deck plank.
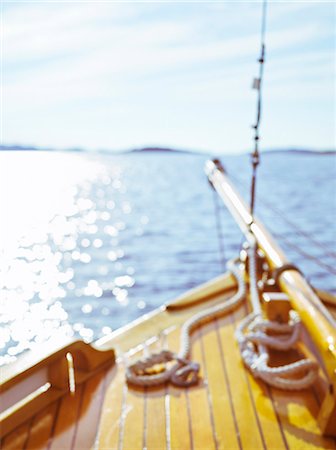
[94,293,335,450]
[72,370,107,450]
[3,278,336,450]
[272,389,336,450]
[217,312,266,450]
[233,304,288,450]
[246,375,287,450]
[145,386,167,450]
[167,327,192,450]
[201,319,241,450]
[97,366,126,450]
[187,328,216,450]
[121,383,145,449]
[145,339,168,450]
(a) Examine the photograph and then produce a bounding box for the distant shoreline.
[0,145,335,156]
[261,148,336,155]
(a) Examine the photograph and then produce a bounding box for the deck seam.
[164,386,171,450]
[23,403,58,450]
[235,305,267,450]
[21,416,34,450]
[267,386,290,450]
[2,422,29,450]
[93,367,110,450]
[243,368,267,450]
[185,388,194,450]
[199,328,219,450]
[143,387,148,450]
[46,397,62,450]
[118,365,128,450]
[70,383,86,450]
[215,318,243,450]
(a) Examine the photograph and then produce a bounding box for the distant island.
[0,144,43,151]
[262,148,335,155]
[0,144,334,155]
[0,144,84,152]
[0,145,202,155]
[127,147,197,155]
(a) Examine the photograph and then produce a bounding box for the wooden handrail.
[205,158,336,436]
[0,340,115,437]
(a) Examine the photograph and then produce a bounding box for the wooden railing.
[205,158,336,436]
[0,339,115,437]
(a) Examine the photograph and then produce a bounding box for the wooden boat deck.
[2,276,336,450]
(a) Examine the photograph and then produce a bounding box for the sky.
[1,1,335,154]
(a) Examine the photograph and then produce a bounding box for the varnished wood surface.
[2,281,336,449]
[97,300,336,450]
[206,160,336,384]
[1,368,108,450]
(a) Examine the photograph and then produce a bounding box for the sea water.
[0,150,335,364]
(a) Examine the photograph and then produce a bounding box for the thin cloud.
[2,2,335,152]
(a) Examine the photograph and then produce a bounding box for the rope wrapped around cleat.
[235,238,319,390]
[126,259,246,387]
[126,237,319,390]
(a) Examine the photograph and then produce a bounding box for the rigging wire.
[250,0,268,218]
[246,1,336,268]
[255,195,336,260]
[276,234,336,276]
[214,0,335,279]
[231,173,336,276]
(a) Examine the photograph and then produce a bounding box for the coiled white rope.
[126,259,246,387]
[126,236,318,390]
[235,235,319,390]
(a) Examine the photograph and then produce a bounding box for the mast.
[250,0,267,219]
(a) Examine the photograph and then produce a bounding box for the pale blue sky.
[2,1,335,153]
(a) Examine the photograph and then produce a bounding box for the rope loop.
[126,258,246,388]
[234,238,319,391]
[126,239,318,391]
[126,349,201,388]
[171,361,200,387]
[236,312,319,390]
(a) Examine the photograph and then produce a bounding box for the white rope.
[126,236,318,390]
[235,236,319,390]
[126,259,246,387]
